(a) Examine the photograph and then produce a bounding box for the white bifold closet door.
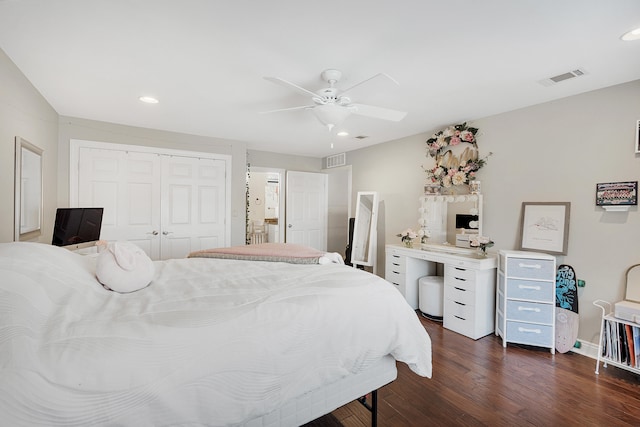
[78,147,226,260]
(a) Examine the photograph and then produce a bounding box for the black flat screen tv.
[52,207,104,250]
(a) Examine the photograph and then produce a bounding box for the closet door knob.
[162,231,173,236]
[147,230,159,236]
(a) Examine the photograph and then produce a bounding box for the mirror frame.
[351,191,378,267]
[14,137,43,241]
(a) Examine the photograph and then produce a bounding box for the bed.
[0,242,432,426]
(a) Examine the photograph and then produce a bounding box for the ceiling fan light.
[312,104,351,130]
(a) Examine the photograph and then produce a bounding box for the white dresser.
[495,250,556,353]
[385,244,497,340]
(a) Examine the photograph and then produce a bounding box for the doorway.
[247,167,285,244]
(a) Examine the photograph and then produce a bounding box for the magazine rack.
[593,300,640,375]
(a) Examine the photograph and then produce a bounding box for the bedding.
[188,242,344,264]
[0,242,432,426]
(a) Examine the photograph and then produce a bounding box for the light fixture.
[337,131,349,137]
[621,27,640,41]
[139,96,159,104]
[311,104,352,131]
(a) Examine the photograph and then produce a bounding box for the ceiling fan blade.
[350,103,407,121]
[264,76,318,98]
[260,105,315,114]
[340,73,400,95]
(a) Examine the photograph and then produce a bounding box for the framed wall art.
[518,202,570,255]
[596,181,637,210]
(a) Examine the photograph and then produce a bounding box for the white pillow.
[96,241,154,293]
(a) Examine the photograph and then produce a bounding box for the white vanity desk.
[385,244,497,340]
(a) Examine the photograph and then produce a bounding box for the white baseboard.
[570,339,599,360]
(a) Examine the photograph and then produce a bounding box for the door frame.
[248,166,286,243]
[69,139,232,248]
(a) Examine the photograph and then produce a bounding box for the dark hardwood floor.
[305,313,640,426]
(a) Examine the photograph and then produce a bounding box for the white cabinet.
[593,301,640,375]
[385,248,435,309]
[385,245,496,339]
[444,264,496,340]
[496,250,556,353]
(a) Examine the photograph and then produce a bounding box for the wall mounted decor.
[636,119,640,153]
[596,181,637,211]
[518,202,570,255]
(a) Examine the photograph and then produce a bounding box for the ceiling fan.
[262,69,407,131]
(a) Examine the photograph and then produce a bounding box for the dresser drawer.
[506,258,555,280]
[445,283,476,306]
[506,300,553,324]
[506,321,553,347]
[506,278,554,303]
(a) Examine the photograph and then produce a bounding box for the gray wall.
[349,79,640,347]
[0,48,58,244]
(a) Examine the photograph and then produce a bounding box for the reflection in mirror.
[352,191,378,268]
[419,194,482,248]
[14,137,43,241]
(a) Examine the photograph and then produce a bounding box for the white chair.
[250,220,267,244]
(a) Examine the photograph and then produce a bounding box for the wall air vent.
[539,68,588,86]
[354,135,368,140]
[325,152,346,169]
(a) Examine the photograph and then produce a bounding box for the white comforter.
[0,242,432,426]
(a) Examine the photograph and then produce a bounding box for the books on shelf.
[601,318,640,368]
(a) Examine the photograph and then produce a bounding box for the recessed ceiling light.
[337,131,349,137]
[621,27,640,41]
[139,96,159,104]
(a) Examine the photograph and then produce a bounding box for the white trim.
[69,139,232,247]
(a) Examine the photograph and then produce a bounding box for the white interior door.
[78,147,162,259]
[285,171,328,251]
[160,155,226,260]
[75,142,228,260]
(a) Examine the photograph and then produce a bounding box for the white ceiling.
[1,0,640,158]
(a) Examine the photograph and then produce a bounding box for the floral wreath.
[424,122,491,188]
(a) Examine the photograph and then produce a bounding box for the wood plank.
[305,312,640,426]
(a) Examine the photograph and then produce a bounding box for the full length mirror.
[352,191,378,267]
[14,137,43,241]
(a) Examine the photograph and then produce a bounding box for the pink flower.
[461,130,475,142]
[450,136,461,146]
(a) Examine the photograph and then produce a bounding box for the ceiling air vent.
[539,68,587,86]
[354,135,369,140]
[325,152,346,169]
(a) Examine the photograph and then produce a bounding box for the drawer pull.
[518,284,541,291]
[392,263,400,267]
[518,327,541,334]
[518,306,541,313]
[518,262,541,269]
[454,267,466,271]
[454,286,466,292]
[455,277,467,282]
[454,301,466,306]
[392,271,400,274]
[454,315,466,321]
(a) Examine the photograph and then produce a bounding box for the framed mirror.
[14,137,43,241]
[351,191,378,268]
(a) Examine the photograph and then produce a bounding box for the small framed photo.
[424,183,441,195]
[596,181,638,206]
[518,202,571,255]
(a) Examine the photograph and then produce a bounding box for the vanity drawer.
[445,282,476,306]
[506,258,555,280]
[386,254,406,274]
[445,265,477,283]
[506,278,554,303]
[444,299,476,337]
[506,300,553,324]
[506,321,553,347]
